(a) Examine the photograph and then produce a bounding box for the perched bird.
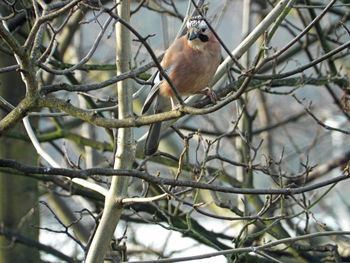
[142,15,221,155]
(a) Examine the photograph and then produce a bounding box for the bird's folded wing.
[141,65,174,114]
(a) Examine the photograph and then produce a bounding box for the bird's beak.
[188,31,199,41]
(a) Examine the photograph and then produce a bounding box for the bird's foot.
[196,87,217,104]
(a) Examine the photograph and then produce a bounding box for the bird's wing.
[141,36,185,114]
[141,65,174,114]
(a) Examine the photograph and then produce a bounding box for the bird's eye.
[201,28,206,32]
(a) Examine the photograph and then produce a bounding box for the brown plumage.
[142,16,221,155]
[159,31,221,97]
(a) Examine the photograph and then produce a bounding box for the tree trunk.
[0,53,40,263]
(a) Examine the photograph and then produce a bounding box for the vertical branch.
[85,1,135,262]
[160,1,169,49]
[235,1,292,248]
[113,0,134,190]
[235,0,252,212]
[241,0,251,67]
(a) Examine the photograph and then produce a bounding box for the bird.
[141,15,221,156]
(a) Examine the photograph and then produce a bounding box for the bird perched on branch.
[141,15,221,156]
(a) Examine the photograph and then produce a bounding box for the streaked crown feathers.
[186,16,207,30]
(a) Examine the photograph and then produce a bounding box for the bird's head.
[186,16,211,50]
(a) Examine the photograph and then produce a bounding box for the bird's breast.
[159,47,220,98]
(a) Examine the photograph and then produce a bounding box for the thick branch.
[0,158,349,196]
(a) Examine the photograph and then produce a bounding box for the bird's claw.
[171,104,181,111]
[206,88,217,104]
[196,87,217,104]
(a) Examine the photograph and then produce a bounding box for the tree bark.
[85,1,135,262]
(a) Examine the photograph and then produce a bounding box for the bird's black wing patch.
[141,66,174,114]
[141,71,162,114]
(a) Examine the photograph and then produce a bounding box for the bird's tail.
[144,94,165,155]
[144,121,162,156]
